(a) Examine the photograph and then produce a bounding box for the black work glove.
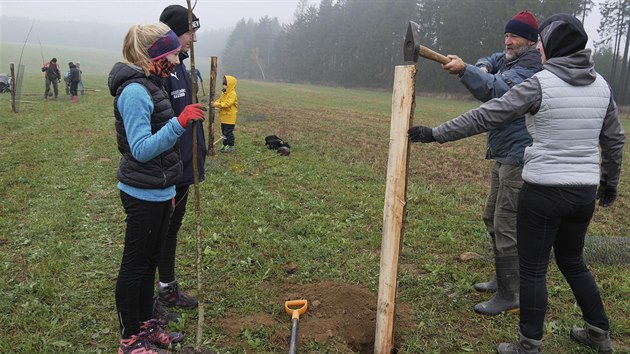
[596,181,617,207]
[408,125,435,143]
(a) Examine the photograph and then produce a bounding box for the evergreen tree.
[220,0,616,98]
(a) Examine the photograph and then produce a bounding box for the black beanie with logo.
[159,5,200,37]
[538,13,588,59]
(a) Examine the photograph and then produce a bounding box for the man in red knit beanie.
[426,11,542,317]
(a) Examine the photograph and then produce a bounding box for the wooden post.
[10,63,16,113]
[184,0,205,349]
[207,56,217,156]
[374,64,416,354]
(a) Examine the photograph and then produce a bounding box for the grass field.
[0,69,628,353]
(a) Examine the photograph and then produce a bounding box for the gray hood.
[543,48,595,86]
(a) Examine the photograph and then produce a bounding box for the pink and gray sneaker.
[118,333,170,354]
[140,319,184,348]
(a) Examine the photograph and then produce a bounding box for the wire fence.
[579,235,630,265]
[477,234,630,265]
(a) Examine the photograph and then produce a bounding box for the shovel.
[284,299,308,354]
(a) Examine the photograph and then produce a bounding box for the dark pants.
[517,183,609,340]
[70,81,78,96]
[116,191,173,338]
[158,185,189,283]
[221,123,235,147]
[44,78,59,99]
[482,162,523,257]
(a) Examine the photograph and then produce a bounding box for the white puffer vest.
[522,70,610,186]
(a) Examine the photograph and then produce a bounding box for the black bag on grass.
[265,135,291,150]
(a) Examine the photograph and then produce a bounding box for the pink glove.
[177,103,205,128]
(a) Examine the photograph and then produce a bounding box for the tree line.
[221,0,630,106]
[596,0,630,105]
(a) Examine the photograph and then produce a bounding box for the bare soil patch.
[216,281,413,353]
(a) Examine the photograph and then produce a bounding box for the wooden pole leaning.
[184,0,205,350]
[374,64,417,354]
[207,56,217,156]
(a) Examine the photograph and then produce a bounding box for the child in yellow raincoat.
[212,75,238,153]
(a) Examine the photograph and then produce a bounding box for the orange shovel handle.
[285,299,308,320]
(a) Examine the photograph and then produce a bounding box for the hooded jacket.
[432,48,625,188]
[43,61,61,81]
[68,63,81,83]
[459,47,542,166]
[213,75,238,125]
[108,62,183,191]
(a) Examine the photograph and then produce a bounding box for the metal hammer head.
[404,21,421,62]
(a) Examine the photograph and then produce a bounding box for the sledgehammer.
[403,21,451,64]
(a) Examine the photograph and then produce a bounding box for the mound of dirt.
[217,280,412,353]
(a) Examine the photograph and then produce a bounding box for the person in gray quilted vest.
[408,13,624,354]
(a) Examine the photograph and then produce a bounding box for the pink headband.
[148,30,181,60]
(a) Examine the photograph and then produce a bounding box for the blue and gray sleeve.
[118,83,184,163]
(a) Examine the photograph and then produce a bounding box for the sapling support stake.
[10,63,16,113]
[207,56,217,156]
[38,37,45,67]
[13,20,34,113]
[185,0,205,350]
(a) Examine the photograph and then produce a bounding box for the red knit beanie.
[505,11,539,42]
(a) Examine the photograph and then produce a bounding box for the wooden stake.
[374,64,416,354]
[207,56,217,156]
[10,63,16,113]
[184,0,205,350]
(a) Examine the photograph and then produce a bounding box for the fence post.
[374,64,416,354]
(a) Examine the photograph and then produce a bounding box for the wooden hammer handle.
[418,45,451,65]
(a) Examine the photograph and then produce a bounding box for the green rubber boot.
[474,273,498,293]
[475,233,498,293]
[474,256,519,316]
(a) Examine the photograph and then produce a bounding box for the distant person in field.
[212,75,239,153]
[108,22,204,354]
[409,13,624,354]
[68,62,81,103]
[42,57,61,100]
[75,61,84,95]
[438,11,542,316]
[188,67,203,94]
[63,66,71,95]
[150,4,206,323]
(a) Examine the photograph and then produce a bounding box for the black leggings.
[116,191,173,338]
[517,183,608,340]
[158,185,189,283]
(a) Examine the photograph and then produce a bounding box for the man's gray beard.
[506,44,530,61]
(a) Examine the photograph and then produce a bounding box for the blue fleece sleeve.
[118,83,185,163]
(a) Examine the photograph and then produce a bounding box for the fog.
[2,0,603,49]
[1,0,319,65]
[0,0,605,77]
[1,0,316,29]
